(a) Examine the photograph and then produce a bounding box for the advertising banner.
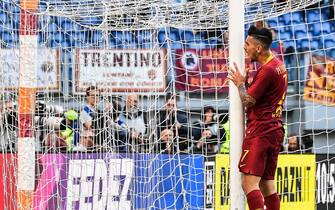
[214,154,316,210]
[32,153,204,210]
[0,154,16,210]
[304,55,335,106]
[175,49,256,93]
[316,154,335,209]
[0,49,59,90]
[204,156,215,210]
[75,49,167,93]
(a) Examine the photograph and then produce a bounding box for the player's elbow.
[243,100,256,108]
[241,96,256,108]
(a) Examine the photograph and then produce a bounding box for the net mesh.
[0,0,334,209]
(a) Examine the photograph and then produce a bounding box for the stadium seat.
[158,30,167,44]
[92,31,104,44]
[293,23,308,33]
[310,39,321,50]
[309,23,322,36]
[138,30,152,43]
[2,32,12,42]
[78,17,103,26]
[195,31,205,42]
[307,9,321,23]
[209,37,222,48]
[51,31,63,42]
[170,42,182,49]
[277,20,286,28]
[169,30,180,42]
[108,39,116,48]
[61,41,71,48]
[48,23,59,33]
[321,22,332,34]
[187,41,208,49]
[291,12,304,24]
[278,31,292,41]
[280,14,292,25]
[62,20,81,32]
[294,31,308,40]
[122,41,137,49]
[11,13,20,26]
[267,19,278,28]
[183,30,194,42]
[321,7,331,21]
[326,49,335,58]
[74,32,87,47]
[298,38,310,50]
[0,13,7,25]
[124,31,136,43]
[283,40,295,49]
[325,39,335,49]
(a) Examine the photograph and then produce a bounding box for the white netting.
[0,0,334,209]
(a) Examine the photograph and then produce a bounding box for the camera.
[35,101,64,117]
[34,116,64,130]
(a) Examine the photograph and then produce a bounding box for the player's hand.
[227,62,246,87]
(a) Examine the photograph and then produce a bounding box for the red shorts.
[238,129,284,180]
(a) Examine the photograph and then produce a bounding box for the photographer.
[0,101,17,152]
[44,110,79,152]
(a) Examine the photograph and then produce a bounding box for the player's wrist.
[237,82,245,88]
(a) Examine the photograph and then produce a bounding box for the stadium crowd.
[0,86,314,155]
[0,87,231,154]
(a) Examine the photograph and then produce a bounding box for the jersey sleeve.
[247,67,274,101]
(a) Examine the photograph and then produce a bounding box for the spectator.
[270,28,285,61]
[76,85,100,151]
[254,20,269,29]
[194,106,226,153]
[284,134,303,154]
[93,99,127,152]
[0,100,17,152]
[118,94,147,144]
[157,95,190,151]
[156,129,175,154]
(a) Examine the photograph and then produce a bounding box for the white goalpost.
[228,0,246,209]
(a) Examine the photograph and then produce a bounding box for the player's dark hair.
[248,25,273,50]
[85,85,98,97]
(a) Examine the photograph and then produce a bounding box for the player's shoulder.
[263,57,285,74]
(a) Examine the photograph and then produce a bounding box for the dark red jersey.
[246,55,288,137]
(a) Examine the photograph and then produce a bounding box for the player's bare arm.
[228,62,256,107]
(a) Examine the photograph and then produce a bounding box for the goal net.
[0,0,334,209]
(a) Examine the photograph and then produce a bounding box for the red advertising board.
[175,48,256,93]
[0,154,17,210]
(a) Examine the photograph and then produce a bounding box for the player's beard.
[245,50,256,62]
[249,51,258,62]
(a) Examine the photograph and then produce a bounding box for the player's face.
[244,36,260,62]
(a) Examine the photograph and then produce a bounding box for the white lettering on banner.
[0,49,59,89]
[204,161,215,210]
[66,158,134,210]
[66,159,82,210]
[81,51,162,68]
[93,159,107,209]
[317,162,335,204]
[76,49,166,92]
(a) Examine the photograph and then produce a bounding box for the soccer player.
[228,25,288,210]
